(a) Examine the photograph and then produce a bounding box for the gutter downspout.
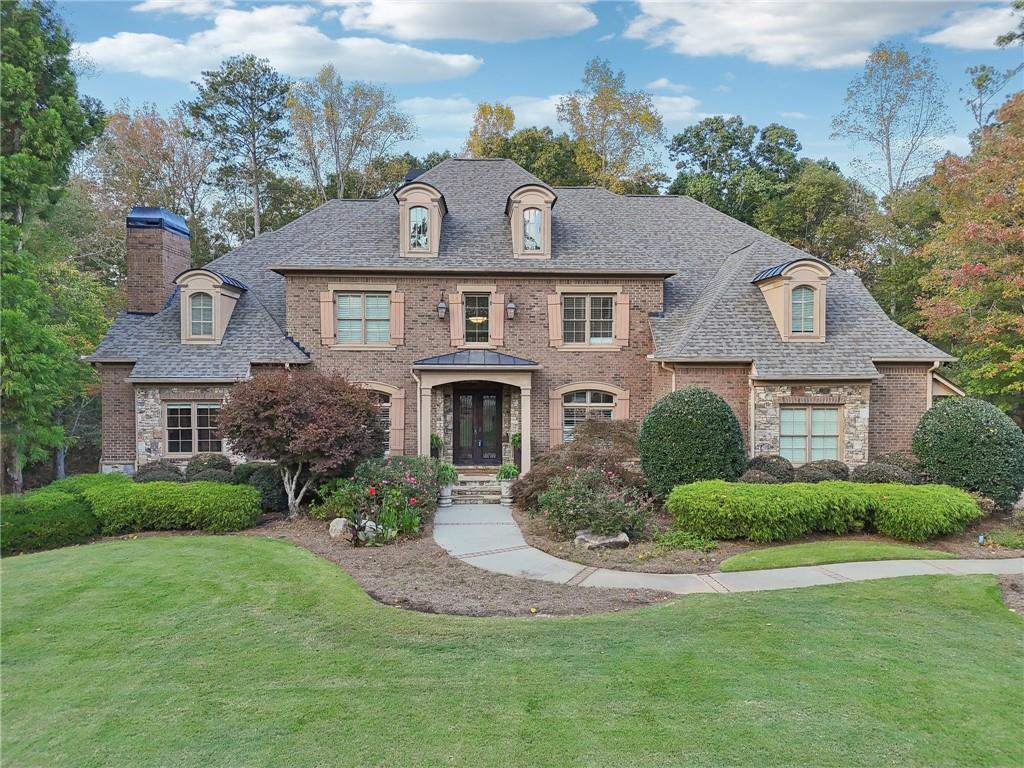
[926,360,940,410]
[660,361,676,392]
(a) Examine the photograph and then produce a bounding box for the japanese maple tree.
[219,369,384,515]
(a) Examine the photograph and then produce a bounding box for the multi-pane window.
[523,207,542,251]
[779,406,839,463]
[167,403,222,455]
[409,206,428,250]
[791,286,814,333]
[372,391,391,455]
[190,292,214,337]
[464,293,490,343]
[337,293,390,345]
[562,294,614,345]
[562,390,615,442]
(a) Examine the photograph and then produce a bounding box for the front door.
[453,386,502,465]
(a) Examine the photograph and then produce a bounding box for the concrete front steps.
[453,472,500,504]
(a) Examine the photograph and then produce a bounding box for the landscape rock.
[328,518,350,539]
[573,530,630,550]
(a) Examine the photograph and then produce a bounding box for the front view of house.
[88,159,962,475]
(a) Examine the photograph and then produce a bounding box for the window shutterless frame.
[779,405,840,464]
[165,402,223,456]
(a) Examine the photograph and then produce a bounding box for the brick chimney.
[126,206,191,313]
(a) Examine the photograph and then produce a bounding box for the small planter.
[495,463,519,507]
[499,480,514,506]
[439,483,454,507]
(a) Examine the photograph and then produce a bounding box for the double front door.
[453,386,502,465]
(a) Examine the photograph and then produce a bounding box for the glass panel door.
[453,393,474,465]
[480,393,499,463]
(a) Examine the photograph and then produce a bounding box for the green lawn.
[2,537,1022,768]
[720,540,955,572]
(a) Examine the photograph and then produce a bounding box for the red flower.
[367,487,377,497]
[409,497,418,506]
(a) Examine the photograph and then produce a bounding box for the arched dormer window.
[506,184,556,259]
[409,206,429,251]
[790,286,815,334]
[190,292,214,337]
[395,181,445,258]
[751,257,832,342]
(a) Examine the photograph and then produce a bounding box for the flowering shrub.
[536,466,654,538]
[353,456,440,516]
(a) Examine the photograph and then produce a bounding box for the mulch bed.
[999,574,1024,614]
[243,517,671,617]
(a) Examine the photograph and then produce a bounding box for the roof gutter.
[127,377,245,385]
[271,265,678,278]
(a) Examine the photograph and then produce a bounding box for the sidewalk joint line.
[703,573,732,593]
[817,565,852,582]
[459,545,530,559]
[567,566,598,586]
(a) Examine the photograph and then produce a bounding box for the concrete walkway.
[433,504,1024,595]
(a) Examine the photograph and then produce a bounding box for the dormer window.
[395,181,445,258]
[190,292,214,337]
[506,184,556,259]
[751,258,832,342]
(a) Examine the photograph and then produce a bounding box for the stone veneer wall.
[135,385,244,468]
[430,383,520,465]
[752,382,871,466]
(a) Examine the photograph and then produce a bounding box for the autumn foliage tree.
[915,92,1024,419]
[219,370,384,515]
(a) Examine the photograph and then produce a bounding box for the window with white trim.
[337,292,390,345]
[371,391,391,455]
[780,406,839,463]
[562,390,615,442]
[791,286,814,334]
[167,402,222,455]
[463,293,490,343]
[409,205,429,251]
[190,292,214,337]
[562,294,613,345]
[523,207,543,251]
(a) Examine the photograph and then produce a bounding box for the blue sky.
[62,1,1023,189]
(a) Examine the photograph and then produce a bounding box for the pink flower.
[367,487,377,497]
[409,497,418,506]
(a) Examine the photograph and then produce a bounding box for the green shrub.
[873,453,928,484]
[913,397,1024,510]
[987,529,1024,549]
[793,465,834,484]
[639,387,746,496]
[746,455,794,482]
[653,529,718,552]
[247,465,288,512]
[188,469,235,484]
[83,481,260,535]
[232,462,265,485]
[185,453,232,479]
[804,460,849,480]
[1,490,99,555]
[435,462,458,487]
[496,463,520,481]
[740,469,780,484]
[666,480,979,543]
[309,478,361,521]
[851,462,913,484]
[537,467,654,538]
[134,460,183,483]
[353,456,439,515]
[48,472,131,497]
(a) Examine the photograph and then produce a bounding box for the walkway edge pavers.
[434,504,1024,595]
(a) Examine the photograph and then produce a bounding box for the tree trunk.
[55,446,67,481]
[10,447,24,494]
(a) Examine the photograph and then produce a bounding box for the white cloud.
[131,0,232,16]
[506,94,564,127]
[76,4,481,83]
[625,0,968,69]
[935,134,972,155]
[779,110,809,119]
[333,0,597,42]
[921,5,1016,49]
[652,94,704,128]
[398,96,476,134]
[645,76,691,92]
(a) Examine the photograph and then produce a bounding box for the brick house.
[88,159,962,475]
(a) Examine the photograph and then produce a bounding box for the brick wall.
[671,365,752,448]
[869,364,932,457]
[126,227,191,312]
[99,363,136,470]
[285,272,664,458]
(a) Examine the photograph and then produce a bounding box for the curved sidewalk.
[433,504,1024,595]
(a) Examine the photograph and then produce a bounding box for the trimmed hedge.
[188,469,235,484]
[740,469,780,484]
[851,462,913,484]
[803,460,849,481]
[913,397,1024,510]
[873,453,928,484]
[134,460,183,483]
[793,465,834,484]
[639,387,746,496]
[746,455,794,482]
[185,453,232,479]
[83,481,261,534]
[48,472,132,496]
[1,490,99,555]
[666,480,980,543]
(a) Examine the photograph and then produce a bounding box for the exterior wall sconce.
[505,297,517,320]
[436,295,448,320]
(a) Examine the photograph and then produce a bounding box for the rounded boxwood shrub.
[639,387,746,496]
[912,397,1024,510]
[1,489,99,555]
[745,455,794,482]
[134,460,183,483]
[188,469,235,484]
[873,452,928,484]
[185,453,232,480]
[83,481,260,534]
[49,472,131,497]
[739,469,780,484]
[232,462,265,485]
[247,464,288,512]
[851,462,913,484]
[793,465,833,484]
[803,459,849,481]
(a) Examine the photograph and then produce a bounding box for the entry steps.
[452,472,500,504]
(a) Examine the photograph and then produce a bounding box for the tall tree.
[960,64,1023,133]
[476,126,593,186]
[465,102,515,158]
[213,172,321,242]
[915,93,1024,418]
[831,44,953,197]
[557,58,665,192]
[996,0,1024,47]
[187,55,291,238]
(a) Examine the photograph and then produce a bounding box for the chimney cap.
[127,206,190,239]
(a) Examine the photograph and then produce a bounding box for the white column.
[418,378,433,457]
[520,386,532,474]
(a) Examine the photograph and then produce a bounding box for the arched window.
[791,286,814,334]
[190,292,214,337]
[371,390,392,455]
[409,206,429,251]
[562,389,615,442]
[523,207,543,251]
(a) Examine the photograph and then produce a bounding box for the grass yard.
[2,537,1022,768]
[719,540,955,572]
